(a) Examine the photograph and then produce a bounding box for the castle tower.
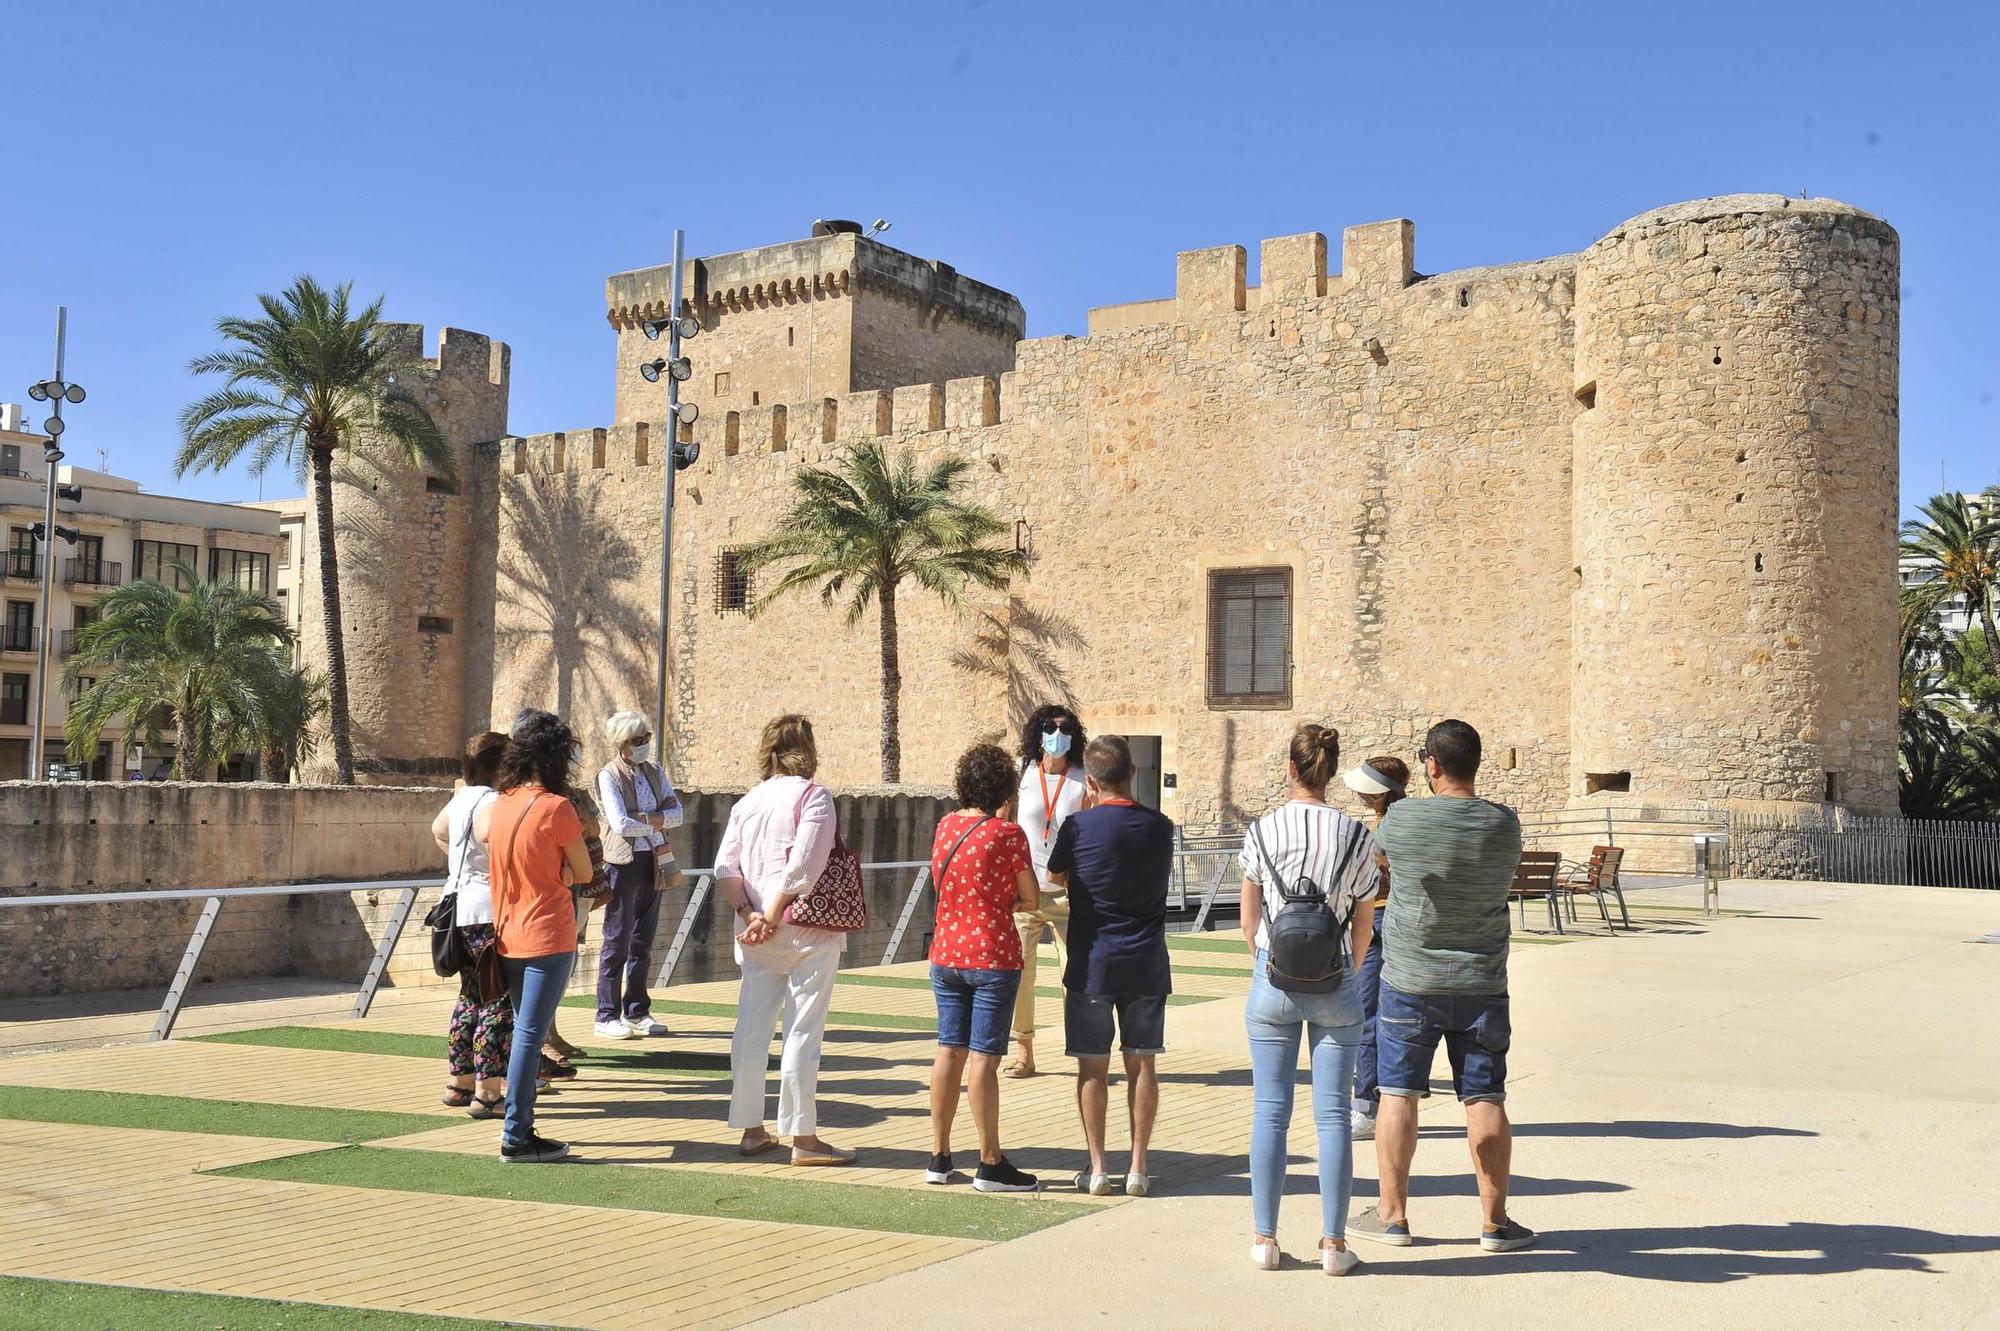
[297,325,510,783]
[1569,196,1900,812]
[604,225,1025,428]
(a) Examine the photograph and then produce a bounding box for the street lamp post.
[25,307,86,782]
[638,230,701,752]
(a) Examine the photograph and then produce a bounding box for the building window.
[425,476,459,495]
[418,615,453,634]
[0,443,22,478]
[714,548,753,614]
[3,601,33,653]
[1205,567,1292,709]
[5,527,34,580]
[210,547,271,593]
[1585,771,1632,795]
[134,539,198,590]
[0,673,26,725]
[278,534,292,568]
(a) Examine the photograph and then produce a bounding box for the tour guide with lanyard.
[1249,814,1369,994]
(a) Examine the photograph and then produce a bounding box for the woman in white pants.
[716,713,855,1167]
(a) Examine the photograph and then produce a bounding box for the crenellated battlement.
[373,323,511,389]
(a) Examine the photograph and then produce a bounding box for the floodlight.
[667,358,691,383]
[640,358,665,383]
[27,382,48,402]
[43,416,64,437]
[642,319,665,341]
[64,384,84,404]
[673,441,700,471]
[675,401,700,424]
[675,315,700,339]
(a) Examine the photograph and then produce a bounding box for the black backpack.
[1251,815,1368,994]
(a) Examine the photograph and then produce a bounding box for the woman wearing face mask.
[1004,703,1094,1079]
[593,710,684,1042]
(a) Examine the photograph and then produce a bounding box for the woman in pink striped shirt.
[715,714,856,1167]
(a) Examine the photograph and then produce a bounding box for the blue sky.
[4,0,1994,513]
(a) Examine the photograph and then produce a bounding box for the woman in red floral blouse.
[925,742,1042,1193]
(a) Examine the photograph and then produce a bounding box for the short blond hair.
[605,710,652,748]
[759,713,818,780]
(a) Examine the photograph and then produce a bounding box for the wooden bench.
[1510,850,1563,934]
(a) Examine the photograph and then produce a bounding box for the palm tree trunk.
[879,580,902,784]
[312,446,357,784]
[1979,586,2000,669]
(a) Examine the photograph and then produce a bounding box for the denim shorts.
[931,964,1023,1056]
[1374,981,1510,1104]
[1064,991,1167,1058]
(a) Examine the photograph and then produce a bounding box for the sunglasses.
[1416,746,1431,764]
[1041,720,1078,735]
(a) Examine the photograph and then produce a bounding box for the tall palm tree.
[255,665,330,782]
[1900,491,2000,665]
[735,442,1027,782]
[62,563,294,781]
[175,277,450,784]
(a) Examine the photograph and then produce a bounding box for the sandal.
[791,1143,857,1167]
[737,1133,784,1158]
[467,1095,505,1120]
[442,1086,474,1108]
[540,1054,578,1081]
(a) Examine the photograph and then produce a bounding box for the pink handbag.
[782,783,868,933]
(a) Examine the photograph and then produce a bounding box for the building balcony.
[60,629,84,658]
[1,626,38,654]
[64,558,122,588]
[3,551,36,581]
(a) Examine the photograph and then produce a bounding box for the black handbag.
[427,795,481,978]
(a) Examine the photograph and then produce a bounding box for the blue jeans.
[931,965,1023,1056]
[502,950,575,1147]
[1376,981,1510,1104]
[1352,911,1385,1113]
[1245,949,1364,1241]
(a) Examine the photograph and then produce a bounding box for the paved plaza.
[2,880,1997,1330]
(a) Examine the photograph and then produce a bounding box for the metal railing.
[3,550,35,579]
[1,624,37,652]
[62,557,121,587]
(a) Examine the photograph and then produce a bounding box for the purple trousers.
[596,851,661,1023]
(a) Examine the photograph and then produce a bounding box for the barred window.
[1206,567,1292,709]
[714,548,752,614]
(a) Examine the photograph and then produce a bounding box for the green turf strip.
[1164,934,1243,954]
[557,995,936,1031]
[0,1085,443,1143]
[193,1025,731,1079]
[833,973,1213,1006]
[0,1276,516,1331]
[213,1144,1092,1242]
[1169,963,1252,978]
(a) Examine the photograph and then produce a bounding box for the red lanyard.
[1037,765,1063,846]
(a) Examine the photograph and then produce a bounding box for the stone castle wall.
[326,196,1901,824]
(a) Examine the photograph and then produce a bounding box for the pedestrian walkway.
[3,880,1994,1330]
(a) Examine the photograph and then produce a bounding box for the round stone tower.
[299,324,510,784]
[1569,195,1900,812]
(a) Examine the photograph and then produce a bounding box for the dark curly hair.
[1018,702,1087,772]
[498,709,575,797]
[955,743,1019,813]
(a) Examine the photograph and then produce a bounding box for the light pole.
[25,307,86,782]
[638,229,701,752]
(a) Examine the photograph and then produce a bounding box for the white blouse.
[714,775,842,957]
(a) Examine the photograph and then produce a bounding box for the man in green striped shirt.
[1349,719,1536,1254]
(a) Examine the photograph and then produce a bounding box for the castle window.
[418,615,453,635]
[714,371,731,396]
[714,548,752,615]
[787,326,795,346]
[426,476,460,495]
[1823,771,1841,803]
[751,391,761,406]
[1205,567,1291,709]
[1585,771,1631,795]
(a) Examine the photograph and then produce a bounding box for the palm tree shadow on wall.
[494,465,654,722]
[949,596,1089,741]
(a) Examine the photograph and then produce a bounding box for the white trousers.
[728,938,841,1136]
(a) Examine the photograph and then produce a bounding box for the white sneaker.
[1351,1108,1376,1140]
[1249,1239,1281,1271]
[1074,1170,1113,1197]
[1124,1172,1151,1198]
[1323,1245,1361,1276]
[592,1019,637,1041]
[625,1014,668,1037]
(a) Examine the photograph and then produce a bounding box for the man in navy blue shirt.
[1047,735,1175,1198]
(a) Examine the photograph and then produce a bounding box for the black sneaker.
[1480,1217,1537,1253]
[924,1152,955,1185]
[973,1157,1039,1193]
[499,1133,572,1164]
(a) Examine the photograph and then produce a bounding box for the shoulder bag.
[426,798,474,978]
[782,783,868,933]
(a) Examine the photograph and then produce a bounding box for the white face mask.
[628,743,650,762]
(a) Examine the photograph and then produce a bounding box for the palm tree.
[1901,724,2000,819]
[1900,491,2000,665]
[735,442,1027,782]
[175,277,450,784]
[62,563,295,781]
[255,665,330,782]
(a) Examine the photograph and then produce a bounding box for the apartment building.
[0,410,284,779]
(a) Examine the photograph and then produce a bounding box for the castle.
[289,195,1902,823]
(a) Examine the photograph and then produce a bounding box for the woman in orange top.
[475,709,592,1164]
